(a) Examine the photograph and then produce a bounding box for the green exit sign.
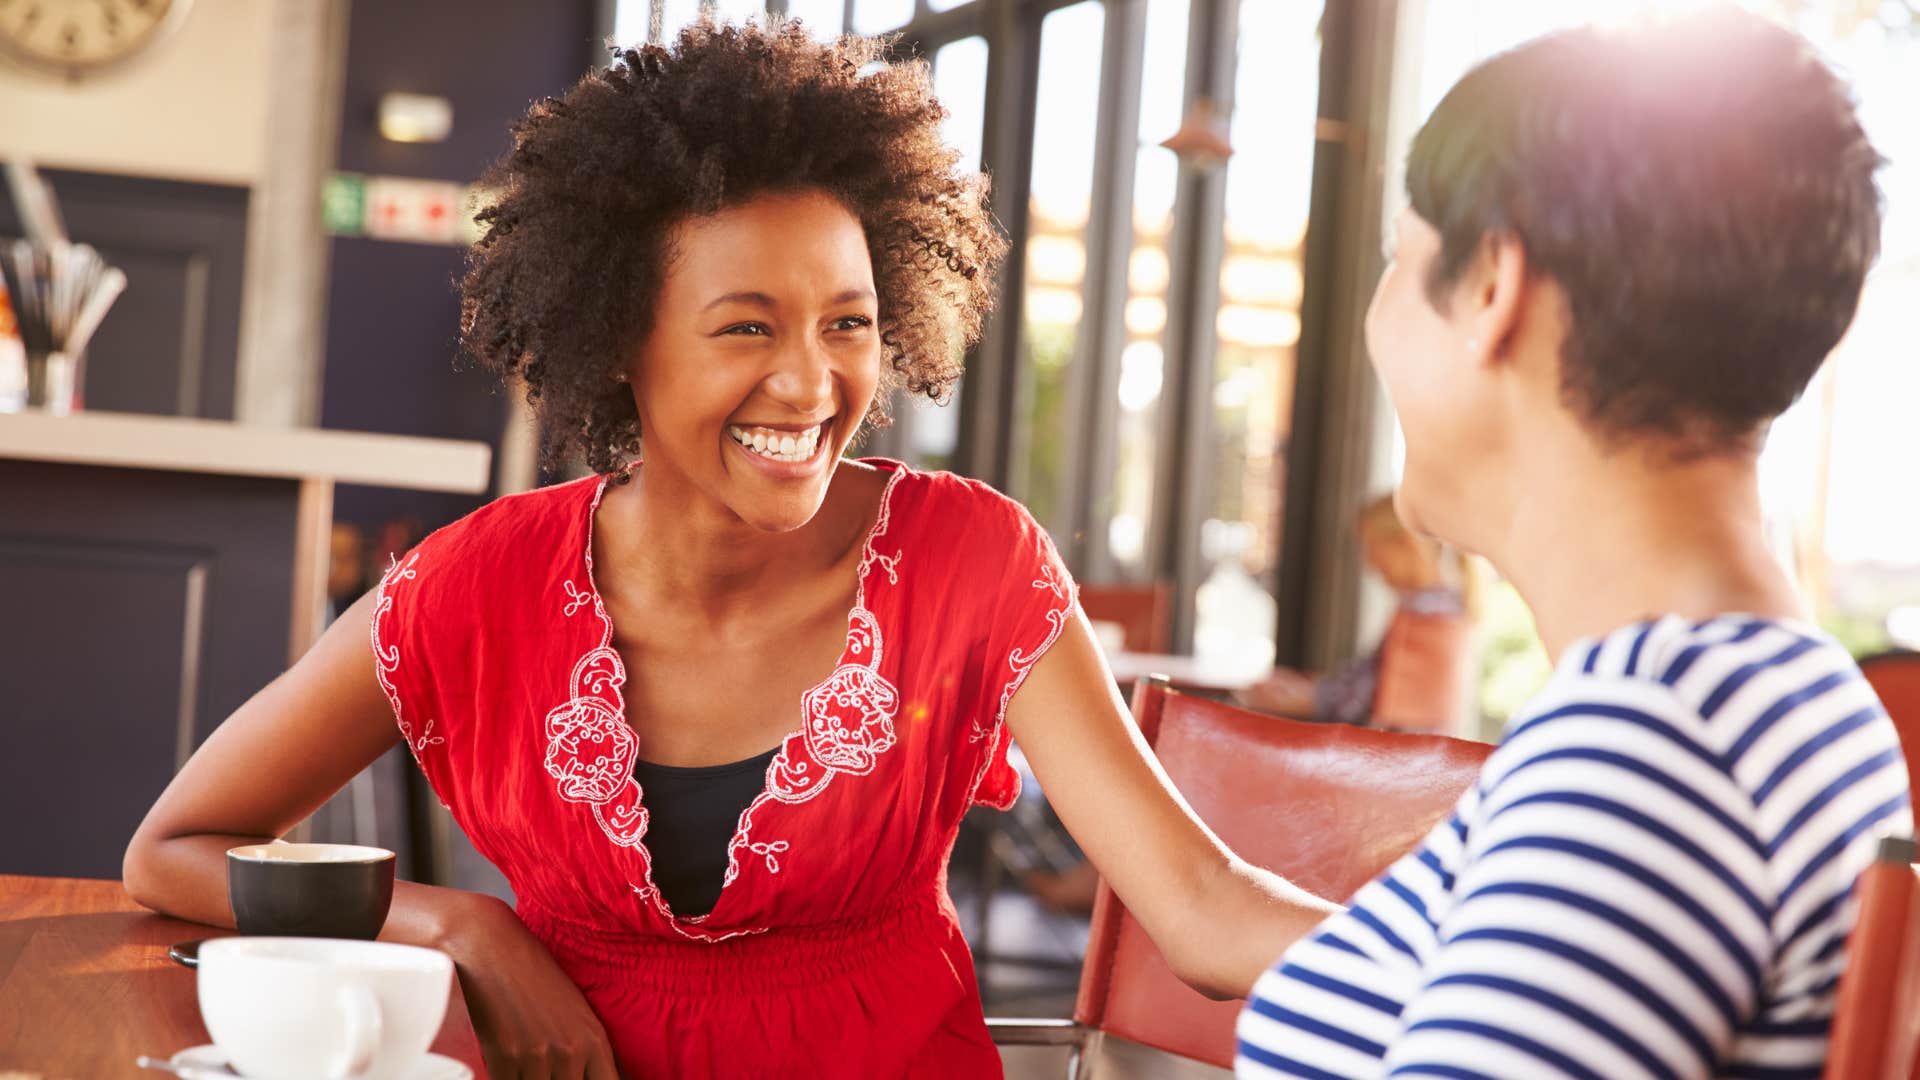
[322,173,367,237]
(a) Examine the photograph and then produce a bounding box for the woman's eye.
[831,315,874,332]
[720,322,770,337]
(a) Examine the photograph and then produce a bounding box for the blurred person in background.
[1036,492,1480,914]
[1239,492,1478,734]
[324,523,367,622]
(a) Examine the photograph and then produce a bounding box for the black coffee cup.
[226,843,396,940]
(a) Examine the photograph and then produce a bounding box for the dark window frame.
[621,0,1393,666]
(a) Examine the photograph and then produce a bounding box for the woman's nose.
[763,334,835,411]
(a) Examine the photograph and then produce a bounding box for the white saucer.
[171,1044,472,1080]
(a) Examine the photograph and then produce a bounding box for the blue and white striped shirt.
[1237,615,1911,1079]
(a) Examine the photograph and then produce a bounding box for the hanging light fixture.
[1160,97,1235,171]
[379,93,455,144]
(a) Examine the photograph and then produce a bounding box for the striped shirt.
[1237,615,1911,1079]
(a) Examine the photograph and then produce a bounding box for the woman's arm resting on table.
[123,589,620,1080]
[1005,609,1342,1000]
[122,589,476,942]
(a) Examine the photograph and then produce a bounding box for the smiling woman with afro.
[461,19,1005,476]
[122,18,1336,1080]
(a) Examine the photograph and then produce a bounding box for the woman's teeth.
[728,422,824,463]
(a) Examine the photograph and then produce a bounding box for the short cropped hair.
[1405,6,1882,451]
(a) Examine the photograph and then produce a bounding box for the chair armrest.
[985,1017,1091,1046]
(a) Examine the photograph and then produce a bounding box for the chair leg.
[978,816,1001,986]
[1066,1029,1102,1080]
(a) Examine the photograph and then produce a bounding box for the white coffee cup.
[197,936,453,1080]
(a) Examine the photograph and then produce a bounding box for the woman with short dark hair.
[1238,9,1906,1078]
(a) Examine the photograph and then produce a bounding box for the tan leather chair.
[1860,651,1920,834]
[990,676,1493,1074]
[1078,583,1173,655]
[1823,836,1920,1080]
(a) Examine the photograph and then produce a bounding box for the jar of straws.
[0,240,126,415]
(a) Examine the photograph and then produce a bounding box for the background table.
[1103,651,1265,696]
[0,876,486,1078]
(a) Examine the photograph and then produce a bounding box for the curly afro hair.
[459,17,1008,478]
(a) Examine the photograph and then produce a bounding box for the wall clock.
[0,0,194,81]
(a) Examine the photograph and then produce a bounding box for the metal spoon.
[133,1056,239,1080]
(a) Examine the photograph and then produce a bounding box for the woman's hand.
[1235,666,1318,718]
[1006,611,1342,1000]
[120,590,619,1078]
[438,892,621,1080]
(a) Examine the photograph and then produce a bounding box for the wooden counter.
[0,412,491,880]
[0,409,491,492]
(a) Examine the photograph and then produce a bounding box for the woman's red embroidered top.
[370,460,1076,1077]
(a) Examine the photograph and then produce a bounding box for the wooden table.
[0,876,486,1078]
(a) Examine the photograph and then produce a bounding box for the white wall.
[0,0,273,187]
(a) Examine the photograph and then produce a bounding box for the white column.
[233,0,350,428]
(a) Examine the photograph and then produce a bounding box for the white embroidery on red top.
[550,466,907,942]
[721,470,907,894]
[747,840,790,873]
[965,537,1075,811]
[561,579,593,618]
[541,600,648,850]
[370,552,448,768]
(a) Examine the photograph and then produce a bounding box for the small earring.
[613,372,629,384]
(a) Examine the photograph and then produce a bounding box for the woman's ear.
[1461,230,1529,367]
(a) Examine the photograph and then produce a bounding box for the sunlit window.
[1013,1,1105,532]
[1396,0,1920,729]
[1189,0,1324,674]
[1102,0,1191,582]
[933,36,989,183]
[782,0,846,38]
[852,0,915,37]
[896,34,992,471]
